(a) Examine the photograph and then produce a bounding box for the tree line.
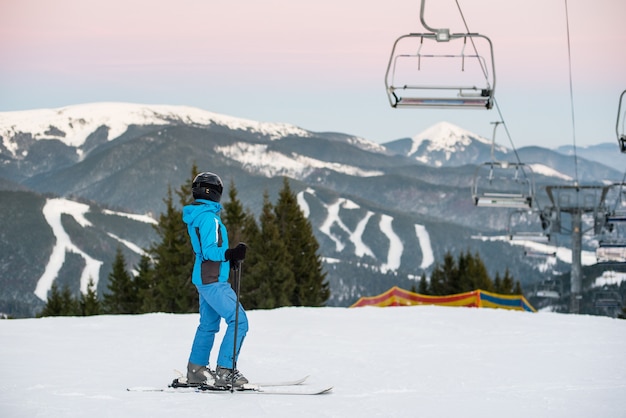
[40,166,329,316]
[414,250,523,296]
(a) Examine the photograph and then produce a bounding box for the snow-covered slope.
[1,306,625,418]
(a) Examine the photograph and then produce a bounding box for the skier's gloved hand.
[225,242,247,263]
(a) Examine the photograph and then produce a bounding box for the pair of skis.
[127,375,332,395]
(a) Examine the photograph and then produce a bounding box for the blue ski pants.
[188,281,248,369]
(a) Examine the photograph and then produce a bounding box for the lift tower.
[545,185,610,313]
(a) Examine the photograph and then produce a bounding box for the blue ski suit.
[182,199,248,369]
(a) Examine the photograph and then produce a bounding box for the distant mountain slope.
[0,103,622,317]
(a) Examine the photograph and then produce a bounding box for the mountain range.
[1,102,624,317]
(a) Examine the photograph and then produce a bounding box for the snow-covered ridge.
[215,142,384,179]
[528,163,573,181]
[0,102,311,156]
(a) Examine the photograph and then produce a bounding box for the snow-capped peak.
[0,102,311,157]
[409,121,492,156]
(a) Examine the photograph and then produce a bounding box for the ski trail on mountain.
[35,198,102,301]
[379,214,402,273]
[318,198,375,258]
[415,224,434,269]
[316,194,436,272]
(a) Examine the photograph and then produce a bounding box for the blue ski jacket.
[182,199,230,286]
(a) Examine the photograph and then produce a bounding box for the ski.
[200,384,333,395]
[126,375,333,395]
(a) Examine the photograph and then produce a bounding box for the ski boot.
[214,365,248,388]
[186,362,216,386]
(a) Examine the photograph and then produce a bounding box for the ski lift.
[617,90,626,153]
[507,209,551,242]
[534,279,560,299]
[596,243,626,263]
[524,250,557,258]
[596,181,626,263]
[472,163,534,208]
[472,122,535,208]
[592,287,622,310]
[385,0,496,109]
[606,178,626,222]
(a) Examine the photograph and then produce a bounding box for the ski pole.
[231,259,242,392]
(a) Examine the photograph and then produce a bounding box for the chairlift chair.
[471,122,535,209]
[385,0,496,109]
[534,279,560,299]
[472,162,535,209]
[524,250,557,259]
[596,217,626,263]
[596,243,626,263]
[507,209,551,242]
[602,181,626,226]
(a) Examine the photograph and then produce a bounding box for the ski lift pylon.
[385,0,496,109]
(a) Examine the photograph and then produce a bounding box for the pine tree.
[418,272,429,294]
[80,277,100,316]
[39,283,65,317]
[60,286,80,315]
[441,251,460,294]
[134,254,155,313]
[150,187,196,313]
[274,177,328,306]
[238,210,271,309]
[102,246,136,314]
[429,262,446,295]
[466,251,493,291]
[493,272,503,293]
[222,180,248,246]
[456,250,473,292]
[501,268,515,294]
[248,191,295,308]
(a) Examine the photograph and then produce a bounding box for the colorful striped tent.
[350,286,536,312]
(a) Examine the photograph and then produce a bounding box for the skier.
[182,171,249,388]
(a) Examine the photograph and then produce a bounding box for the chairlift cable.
[454,0,542,211]
[563,0,580,186]
[453,0,523,163]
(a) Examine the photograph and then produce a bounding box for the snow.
[415,224,434,269]
[214,142,383,179]
[1,306,625,418]
[528,164,573,181]
[472,234,598,268]
[594,271,626,287]
[316,195,433,271]
[101,209,157,225]
[0,102,311,157]
[409,121,498,157]
[379,214,403,273]
[36,199,103,301]
[36,199,160,302]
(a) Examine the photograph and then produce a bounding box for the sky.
[1,306,626,417]
[1,0,625,149]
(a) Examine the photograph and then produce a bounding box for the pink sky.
[1,0,625,148]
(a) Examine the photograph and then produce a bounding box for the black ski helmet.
[192,172,223,202]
